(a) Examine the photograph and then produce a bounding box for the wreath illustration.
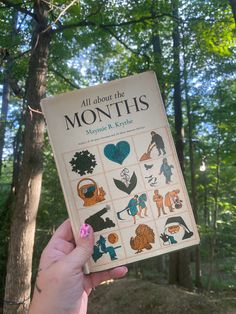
[69,150,97,176]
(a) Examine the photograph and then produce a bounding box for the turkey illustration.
[130,224,155,254]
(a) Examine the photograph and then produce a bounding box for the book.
[41,71,200,273]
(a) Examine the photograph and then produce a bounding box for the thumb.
[64,224,94,271]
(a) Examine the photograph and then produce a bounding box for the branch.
[13,48,31,60]
[52,12,174,34]
[49,67,80,89]
[102,26,150,63]
[42,0,78,33]
[0,0,37,20]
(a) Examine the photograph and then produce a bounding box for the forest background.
[0,0,235,313]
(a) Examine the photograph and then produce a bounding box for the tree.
[229,0,236,24]
[3,1,51,312]
[167,0,193,290]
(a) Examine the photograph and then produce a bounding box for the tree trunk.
[151,0,166,104]
[207,140,220,291]
[0,73,10,176]
[3,2,51,313]
[185,79,202,289]
[168,0,193,290]
[172,0,184,170]
[182,36,202,288]
[229,0,236,24]
[169,249,192,287]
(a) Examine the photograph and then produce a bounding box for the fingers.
[63,224,94,271]
[53,238,75,255]
[86,266,128,290]
[50,219,75,243]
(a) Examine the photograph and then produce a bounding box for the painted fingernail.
[80,223,90,238]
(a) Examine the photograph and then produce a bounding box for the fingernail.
[80,223,91,238]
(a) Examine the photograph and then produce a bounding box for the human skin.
[29,220,128,314]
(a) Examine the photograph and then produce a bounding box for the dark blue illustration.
[144,164,153,170]
[159,157,174,184]
[104,141,130,164]
[117,193,148,224]
[149,131,166,156]
[113,168,137,194]
[70,150,97,175]
[140,131,166,161]
[92,235,121,262]
[85,206,115,232]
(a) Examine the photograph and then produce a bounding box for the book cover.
[41,71,200,273]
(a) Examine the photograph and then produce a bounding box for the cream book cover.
[41,71,200,273]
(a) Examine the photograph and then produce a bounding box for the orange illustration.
[77,178,106,207]
[108,233,119,244]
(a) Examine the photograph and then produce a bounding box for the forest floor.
[88,278,236,314]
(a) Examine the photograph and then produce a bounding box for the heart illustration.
[104,141,130,165]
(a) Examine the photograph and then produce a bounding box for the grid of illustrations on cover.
[62,127,197,269]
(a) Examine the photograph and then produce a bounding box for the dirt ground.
[88,278,236,314]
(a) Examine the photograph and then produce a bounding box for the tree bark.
[3,1,51,313]
[168,0,193,290]
[172,1,184,170]
[151,0,166,104]
[182,34,202,288]
[207,140,220,291]
[0,73,10,176]
[229,0,236,24]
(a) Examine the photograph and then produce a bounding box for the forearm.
[29,276,87,314]
[29,291,86,314]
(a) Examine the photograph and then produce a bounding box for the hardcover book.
[41,71,200,273]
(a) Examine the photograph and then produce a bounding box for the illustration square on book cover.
[41,71,200,273]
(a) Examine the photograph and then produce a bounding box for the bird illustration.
[130,224,155,253]
[144,164,154,170]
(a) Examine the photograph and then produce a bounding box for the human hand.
[29,220,128,314]
[160,232,169,243]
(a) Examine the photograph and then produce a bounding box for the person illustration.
[164,189,181,212]
[160,216,194,245]
[117,194,142,224]
[153,189,167,217]
[138,193,148,217]
[148,131,166,156]
[159,157,174,184]
[127,194,140,224]
[92,235,121,262]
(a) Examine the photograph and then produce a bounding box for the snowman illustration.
[160,216,193,245]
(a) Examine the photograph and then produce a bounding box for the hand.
[29,220,128,314]
[160,233,169,243]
